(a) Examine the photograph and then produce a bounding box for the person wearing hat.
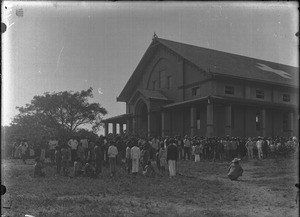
[167,138,178,177]
[227,158,243,181]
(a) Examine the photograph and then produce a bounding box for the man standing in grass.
[20,139,28,164]
[80,137,89,160]
[131,141,141,175]
[49,137,58,164]
[167,138,178,178]
[107,141,118,177]
[68,137,78,163]
[125,142,132,174]
[245,138,254,160]
[256,137,263,160]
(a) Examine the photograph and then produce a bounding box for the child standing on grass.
[34,157,45,177]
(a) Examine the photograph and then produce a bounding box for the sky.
[1,2,299,135]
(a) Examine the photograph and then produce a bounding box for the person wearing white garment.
[194,142,201,162]
[167,138,178,177]
[131,142,141,175]
[256,137,263,160]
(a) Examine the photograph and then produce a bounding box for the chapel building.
[103,36,299,138]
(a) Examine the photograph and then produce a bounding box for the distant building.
[103,36,299,138]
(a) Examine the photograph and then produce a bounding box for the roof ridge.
[157,37,298,68]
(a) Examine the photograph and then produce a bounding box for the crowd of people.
[8,134,299,179]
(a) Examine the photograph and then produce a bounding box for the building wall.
[273,86,298,106]
[184,81,213,101]
[196,105,207,137]
[273,109,284,137]
[169,107,191,136]
[215,79,298,107]
[231,106,245,137]
[215,81,245,98]
[214,104,225,136]
[265,108,273,137]
[125,46,298,139]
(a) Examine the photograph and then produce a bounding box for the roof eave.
[213,73,299,88]
[117,39,161,103]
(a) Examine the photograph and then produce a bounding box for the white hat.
[293,136,297,141]
[232,158,241,163]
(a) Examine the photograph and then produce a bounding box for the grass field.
[1,157,299,217]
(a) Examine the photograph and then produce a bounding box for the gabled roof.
[118,37,299,102]
[157,38,298,87]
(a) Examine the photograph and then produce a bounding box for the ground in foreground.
[1,157,299,217]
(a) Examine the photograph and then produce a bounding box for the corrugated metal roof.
[157,38,299,87]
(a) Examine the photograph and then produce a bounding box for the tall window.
[255,110,261,130]
[167,76,172,89]
[256,90,265,99]
[283,114,288,132]
[282,94,290,102]
[159,70,166,88]
[192,86,200,96]
[225,86,234,95]
[153,80,157,90]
